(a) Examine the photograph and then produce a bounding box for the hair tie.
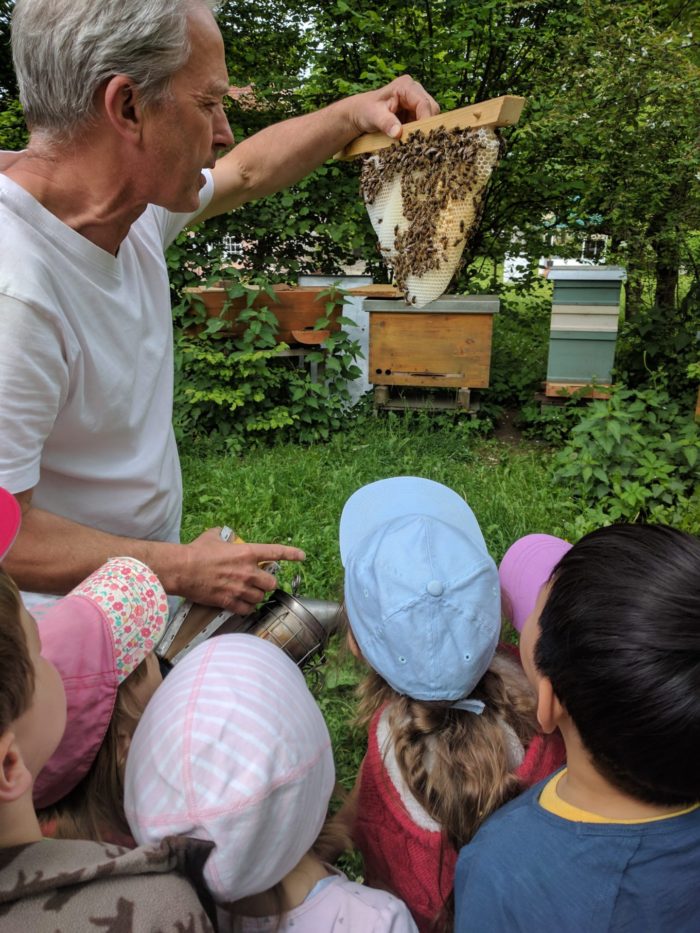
[451,698,485,715]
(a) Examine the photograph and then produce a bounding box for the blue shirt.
[455,776,700,932]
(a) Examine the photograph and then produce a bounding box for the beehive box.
[366,295,499,389]
[546,266,625,396]
[183,284,340,344]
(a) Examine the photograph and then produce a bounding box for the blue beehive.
[546,265,625,396]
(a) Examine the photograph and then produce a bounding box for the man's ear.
[0,732,33,803]
[536,676,566,735]
[102,75,144,141]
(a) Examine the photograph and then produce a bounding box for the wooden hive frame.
[336,94,525,161]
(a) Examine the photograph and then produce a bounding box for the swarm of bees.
[361,126,504,307]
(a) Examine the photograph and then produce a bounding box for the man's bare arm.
[197,75,439,221]
[5,490,304,614]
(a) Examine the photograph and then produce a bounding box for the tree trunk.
[653,253,679,314]
[624,270,645,322]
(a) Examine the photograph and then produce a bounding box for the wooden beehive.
[183,284,340,344]
[366,295,499,390]
[546,266,625,397]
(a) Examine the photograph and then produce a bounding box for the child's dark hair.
[0,567,34,733]
[535,523,700,807]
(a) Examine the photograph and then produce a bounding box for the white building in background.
[504,223,610,283]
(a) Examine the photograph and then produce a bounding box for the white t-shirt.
[0,171,214,551]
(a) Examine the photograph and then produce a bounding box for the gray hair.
[12,0,218,139]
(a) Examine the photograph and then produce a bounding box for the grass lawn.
[180,410,572,599]
[180,410,571,799]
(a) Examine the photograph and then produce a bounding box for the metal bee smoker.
[239,590,340,667]
[156,527,340,673]
[156,587,341,673]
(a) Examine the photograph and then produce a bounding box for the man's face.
[143,4,234,212]
[12,603,67,778]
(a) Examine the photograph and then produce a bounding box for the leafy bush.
[519,382,615,446]
[482,283,552,417]
[615,279,700,402]
[172,277,362,452]
[519,395,589,446]
[552,384,700,538]
[0,100,28,150]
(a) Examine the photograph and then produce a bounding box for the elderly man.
[0,0,438,613]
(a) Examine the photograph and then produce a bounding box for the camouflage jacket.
[0,835,215,932]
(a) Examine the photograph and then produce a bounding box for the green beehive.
[546,265,625,396]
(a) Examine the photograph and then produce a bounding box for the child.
[337,477,565,932]
[125,633,420,932]
[455,523,700,932]
[34,555,169,843]
[0,486,215,931]
[498,532,571,634]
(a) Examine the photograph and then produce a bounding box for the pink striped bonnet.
[124,633,335,904]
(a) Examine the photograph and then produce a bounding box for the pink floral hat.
[33,556,169,808]
[0,487,21,561]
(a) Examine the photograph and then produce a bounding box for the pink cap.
[33,557,169,808]
[0,487,21,561]
[124,634,335,904]
[499,534,572,632]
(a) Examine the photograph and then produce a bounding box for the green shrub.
[552,384,700,537]
[519,384,612,446]
[172,277,362,452]
[0,100,28,150]
[615,280,700,403]
[483,284,551,417]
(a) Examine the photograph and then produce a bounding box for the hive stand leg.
[374,385,389,412]
[456,388,471,410]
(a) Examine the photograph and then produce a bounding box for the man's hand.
[181,527,305,614]
[4,494,304,613]
[347,75,440,140]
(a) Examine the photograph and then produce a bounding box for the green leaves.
[551,384,700,533]
[172,277,363,452]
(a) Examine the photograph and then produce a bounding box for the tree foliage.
[0,0,17,106]
[1,0,698,348]
[200,0,700,321]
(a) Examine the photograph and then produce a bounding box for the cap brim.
[498,534,571,633]
[0,488,21,561]
[33,557,169,807]
[33,595,118,808]
[340,477,486,564]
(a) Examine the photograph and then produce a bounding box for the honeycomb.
[361,126,503,308]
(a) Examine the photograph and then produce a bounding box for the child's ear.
[535,677,565,734]
[346,629,362,660]
[0,732,33,803]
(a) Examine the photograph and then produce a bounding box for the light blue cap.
[340,477,500,701]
